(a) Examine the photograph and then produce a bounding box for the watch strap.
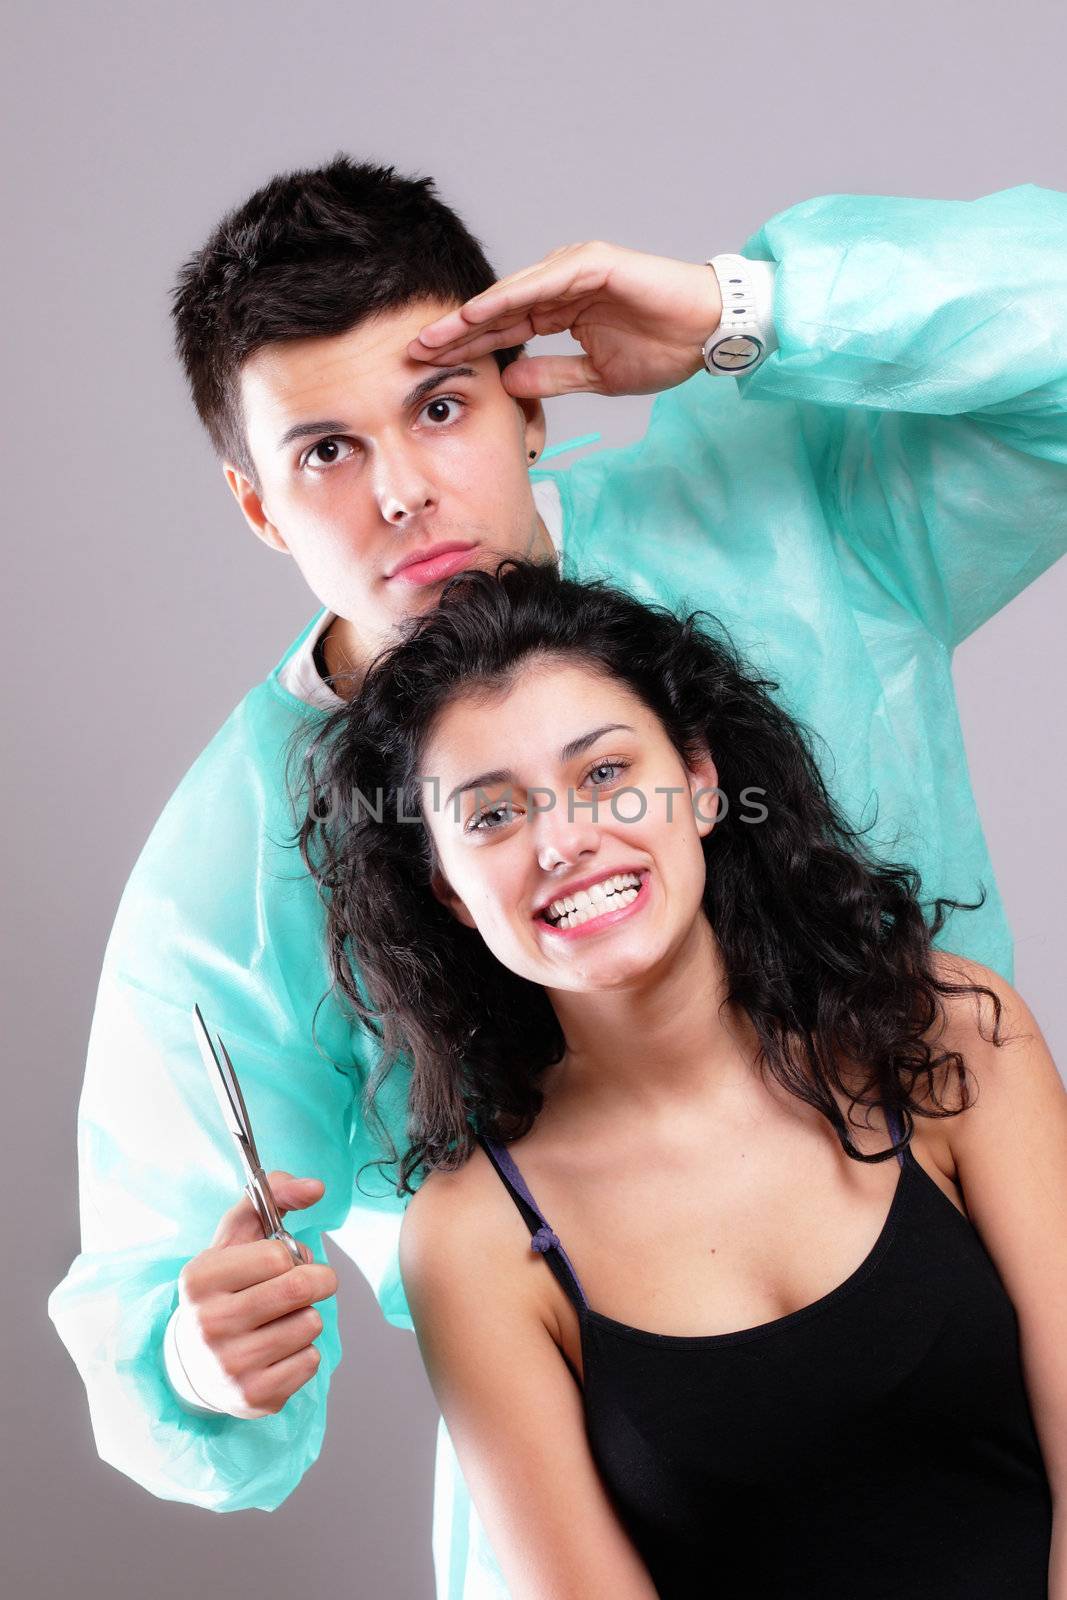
[703,253,779,376]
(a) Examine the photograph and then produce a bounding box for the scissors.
[191,1003,305,1269]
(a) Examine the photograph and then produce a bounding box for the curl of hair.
[285,559,1001,1195]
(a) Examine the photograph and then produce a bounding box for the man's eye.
[302,437,355,471]
[420,395,465,426]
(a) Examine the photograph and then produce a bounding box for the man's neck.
[316,616,365,702]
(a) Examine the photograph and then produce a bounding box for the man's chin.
[381,534,554,618]
[387,547,505,600]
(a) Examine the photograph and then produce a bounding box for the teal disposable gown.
[48,184,1067,1598]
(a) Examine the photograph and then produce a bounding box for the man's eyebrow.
[402,364,478,411]
[276,418,349,452]
[444,724,636,808]
[275,367,478,453]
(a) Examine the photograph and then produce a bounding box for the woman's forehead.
[427,661,648,757]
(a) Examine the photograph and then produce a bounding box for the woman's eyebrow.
[444,724,635,807]
[275,367,478,452]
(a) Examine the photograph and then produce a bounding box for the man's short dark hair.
[170,153,522,486]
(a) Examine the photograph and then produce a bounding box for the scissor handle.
[245,1173,305,1269]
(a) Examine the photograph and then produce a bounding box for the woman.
[292,558,1064,1599]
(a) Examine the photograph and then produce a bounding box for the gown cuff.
[162,1304,227,1417]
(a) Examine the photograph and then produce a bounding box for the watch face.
[709,335,763,371]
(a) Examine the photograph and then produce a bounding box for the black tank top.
[479,1114,1053,1599]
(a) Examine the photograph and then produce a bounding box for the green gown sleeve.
[735,182,1067,648]
[47,683,398,1511]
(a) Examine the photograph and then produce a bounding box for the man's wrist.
[703,255,779,376]
[162,1304,226,1417]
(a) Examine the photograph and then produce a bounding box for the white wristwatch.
[702,253,778,376]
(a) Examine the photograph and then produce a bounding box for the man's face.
[226,298,550,670]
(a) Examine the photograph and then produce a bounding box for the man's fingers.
[265,1172,325,1216]
[211,1172,324,1248]
[409,316,537,366]
[243,1304,327,1369]
[500,354,603,400]
[249,1345,323,1412]
[237,1261,339,1327]
[190,1236,310,1294]
[414,251,608,350]
[408,295,601,367]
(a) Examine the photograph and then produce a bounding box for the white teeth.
[543,873,643,928]
[556,886,639,929]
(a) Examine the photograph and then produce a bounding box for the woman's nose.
[533,803,601,874]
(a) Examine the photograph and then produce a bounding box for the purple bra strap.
[484,1108,906,1302]
[886,1105,907,1168]
[480,1138,590,1309]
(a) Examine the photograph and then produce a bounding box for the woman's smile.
[535,868,652,940]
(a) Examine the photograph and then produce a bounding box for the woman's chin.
[541,925,674,991]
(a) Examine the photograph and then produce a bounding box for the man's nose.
[372,440,437,526]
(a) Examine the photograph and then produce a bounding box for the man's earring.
[529,449,537,460]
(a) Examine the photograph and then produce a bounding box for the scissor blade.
[214,1033,264,1169]
[191,1004,258,1168]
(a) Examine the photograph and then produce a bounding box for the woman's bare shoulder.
[925,950,1062,1152]
[400,1151,661,1598]
[400,1141,531,1298]
[928,949,1032,1048]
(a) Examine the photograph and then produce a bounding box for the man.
[48,156,1066,1596]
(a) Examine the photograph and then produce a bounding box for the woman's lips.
[388,544,479,586]
[537,870,651,940]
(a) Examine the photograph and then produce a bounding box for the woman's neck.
[538,914,757,1136]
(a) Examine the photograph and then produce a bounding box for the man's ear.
[685,744,722,840]
[429,863,478,930]
[223,461,290,555]
[515,395,547,463]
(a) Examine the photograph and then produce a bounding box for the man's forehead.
[240,296,464,431]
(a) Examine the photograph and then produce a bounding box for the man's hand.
[172,1172,338,1419]
[408,242,722,400]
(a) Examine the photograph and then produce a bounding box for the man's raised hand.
[408,241,723,400]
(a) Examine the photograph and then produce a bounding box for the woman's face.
[421,657,721,993]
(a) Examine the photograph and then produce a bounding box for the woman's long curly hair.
[288,558,1000,1196]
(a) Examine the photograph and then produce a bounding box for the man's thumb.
[268,1172,326,1215]
[213,1173,326,1249]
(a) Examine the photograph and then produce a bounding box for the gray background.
[6,0,1064,1594]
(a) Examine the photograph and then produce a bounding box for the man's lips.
[386,541,480,585]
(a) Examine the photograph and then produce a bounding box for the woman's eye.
[468,799,520,835]
[584,759,629,788]
[420,395,465,426]
[303,437,355,471]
